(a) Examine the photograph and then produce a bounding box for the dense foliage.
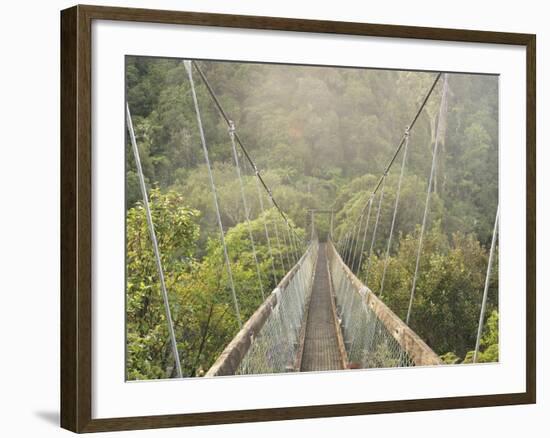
[126,57,499,379]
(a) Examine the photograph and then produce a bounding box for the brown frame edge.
[60,4,536,433]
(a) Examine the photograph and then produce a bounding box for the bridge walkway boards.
[300,243,343,372]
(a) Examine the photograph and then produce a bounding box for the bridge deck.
[300,243,343,372]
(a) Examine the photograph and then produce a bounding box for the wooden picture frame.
[61,4,536,433]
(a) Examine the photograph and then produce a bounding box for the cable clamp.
[228,120,236,136]
[404,125,410,137]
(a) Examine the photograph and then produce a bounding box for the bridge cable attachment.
[227,118,265,300]
[343,73,441,232]
[272,216,287,274]
[356,197,374,279]
[473,204,499,363]
[364,175,386,286]
[350,213,365,273]
[186,61,243,328]
[406,73,449,325]
[126,103,183,378]
[379,128,410,300]
[253,171,279,286]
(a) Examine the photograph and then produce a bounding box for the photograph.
[125,57,499,380]
[0,0,541,435]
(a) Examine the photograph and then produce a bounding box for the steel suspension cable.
[351,221,363,270]
[365,176,386,285]
[330,211,334,240]
[185,62,242,328]
[126,103,183,378]
[252,170,279,286]
[286,220,300,264]
[335,230,352,297]
[284,219,307,304]
[337,223,349,251]
[379,131,410,299]
[345,225,357,266]
[351,197,369,272]
[473,204,499,363]
[343,225,353,265]
[336,231,345,258]
[366,73,442,203]
[342,72,442,233]
[272,217,287,274]
[336,230,345,253]
[406,73,449,325]
[356,197,374,276]
[191,60,304,247]
[282,220,295,265]
[342,230,351,255]
[310,210,315,242]
[279,217,293,269]
[291,227,302,261]
[228,121,265,300]
[340,231,349,262]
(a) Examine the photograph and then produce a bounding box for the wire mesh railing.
[327,240,441,368]
[206,240,319,376]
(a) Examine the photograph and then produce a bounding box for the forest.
[125,57,499,380]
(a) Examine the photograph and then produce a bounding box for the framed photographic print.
[60,4,536,433]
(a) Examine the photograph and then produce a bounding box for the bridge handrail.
[327,240,442,366]
[205,241,317,376]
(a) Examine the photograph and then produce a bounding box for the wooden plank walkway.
[300,243,343,372]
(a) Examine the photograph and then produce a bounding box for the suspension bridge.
[126,61,499,378]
